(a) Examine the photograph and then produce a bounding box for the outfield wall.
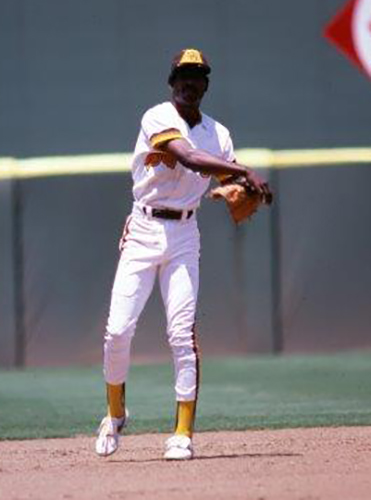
[1,153,371,367]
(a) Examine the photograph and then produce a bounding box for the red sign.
[324,0,371,79]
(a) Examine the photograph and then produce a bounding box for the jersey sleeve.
[214,131,237,183]
[223,133,236,163]
[141,107,183,150]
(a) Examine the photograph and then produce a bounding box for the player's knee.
[105,316,136,341]
[104,326,134,354]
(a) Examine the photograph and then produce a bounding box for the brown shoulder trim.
[150,128,183,150]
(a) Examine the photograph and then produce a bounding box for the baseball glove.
[208,175,272,224]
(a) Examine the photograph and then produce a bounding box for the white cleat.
[164,434,194,460]
[95,412,128,457]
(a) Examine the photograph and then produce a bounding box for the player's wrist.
[242,167,254,179]
[231,163,250,177]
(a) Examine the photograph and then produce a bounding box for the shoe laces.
[99,417,123,437]
[166,435,192,449]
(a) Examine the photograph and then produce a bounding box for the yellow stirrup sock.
[106,383,125,419]
[174,401,196,438]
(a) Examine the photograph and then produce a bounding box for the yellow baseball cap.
[168,48,211,85]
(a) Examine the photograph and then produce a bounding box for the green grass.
[1,352,371,440]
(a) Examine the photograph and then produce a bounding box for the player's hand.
[244,169,273,204]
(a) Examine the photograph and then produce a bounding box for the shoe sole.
[164,450,194,461]
[96,441,119,457]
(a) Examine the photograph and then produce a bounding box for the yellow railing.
[0,148,370,180]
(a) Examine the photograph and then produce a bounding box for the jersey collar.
[170,101,207,131]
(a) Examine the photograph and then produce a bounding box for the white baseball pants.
[103,203,200,401]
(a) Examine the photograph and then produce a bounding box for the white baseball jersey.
[131,101,236,210]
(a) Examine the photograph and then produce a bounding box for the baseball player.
[95,48,271,460]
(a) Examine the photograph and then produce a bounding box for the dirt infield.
[1,427,371,500]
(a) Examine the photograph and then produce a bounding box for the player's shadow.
[108,452,302,464]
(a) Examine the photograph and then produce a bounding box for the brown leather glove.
[208,175,272,224]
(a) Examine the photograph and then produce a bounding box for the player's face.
[172,67,208,109]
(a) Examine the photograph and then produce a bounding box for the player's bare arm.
[164,137,270,197]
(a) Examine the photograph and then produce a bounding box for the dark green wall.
[1,162,371,367]
[5,172,273,366]
[1,0,370,157]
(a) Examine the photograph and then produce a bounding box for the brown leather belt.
[143,206,193,220]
